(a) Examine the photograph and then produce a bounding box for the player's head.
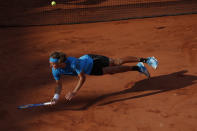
[49,51,67,69]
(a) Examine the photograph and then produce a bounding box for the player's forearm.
[72,76,86,94]
[53,82,62,101]
[55,85,62,94]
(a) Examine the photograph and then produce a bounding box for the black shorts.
[88,54,110,75]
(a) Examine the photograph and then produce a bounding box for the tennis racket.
[18,101,52,109]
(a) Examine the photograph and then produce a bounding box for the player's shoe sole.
[137,62,150,78]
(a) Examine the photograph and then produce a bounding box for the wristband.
[53,93,60,100]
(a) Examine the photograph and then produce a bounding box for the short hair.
[50,52,67,63]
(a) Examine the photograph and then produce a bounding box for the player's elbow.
[79,73,86,82]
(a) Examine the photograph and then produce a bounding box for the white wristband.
[53,93,60,100]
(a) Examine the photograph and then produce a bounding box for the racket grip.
[43,102,52,105]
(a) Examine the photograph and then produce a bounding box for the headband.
[49,57,59,63]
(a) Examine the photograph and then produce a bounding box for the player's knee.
[109,58,122,66]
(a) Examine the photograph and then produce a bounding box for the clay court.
[0,0,197,131]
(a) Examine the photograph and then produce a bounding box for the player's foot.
[137,62,150,78]
[146,56,158,69]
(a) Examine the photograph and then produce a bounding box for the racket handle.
[43,102,52,105]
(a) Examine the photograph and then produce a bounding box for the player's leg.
[109,56,147,65]
[102,65,138,74]
[110,56,158,69]
[88,54,150,78]
[103,63,150,78]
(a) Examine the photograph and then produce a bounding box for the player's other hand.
[65,91,76,101]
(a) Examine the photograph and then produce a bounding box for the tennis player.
[49,52,158,105]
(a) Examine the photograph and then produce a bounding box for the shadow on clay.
[35,70,197,112]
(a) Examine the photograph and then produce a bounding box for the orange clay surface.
[0,14,197,131]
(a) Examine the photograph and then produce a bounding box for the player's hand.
[65,92,76,101]
[50,98,58,105]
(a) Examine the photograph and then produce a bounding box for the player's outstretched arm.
[65,72,86,101]
[51,79,62,105]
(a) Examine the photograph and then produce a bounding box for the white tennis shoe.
[146,56,158,69]
[137,62,150,78]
